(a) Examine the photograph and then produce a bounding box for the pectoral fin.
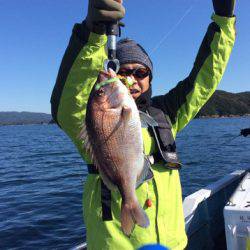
[122,106,132,123]
[136,156,153,188]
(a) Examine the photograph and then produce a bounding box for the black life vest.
[146,106,181,170]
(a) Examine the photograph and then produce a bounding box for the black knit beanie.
[116,38,153,81]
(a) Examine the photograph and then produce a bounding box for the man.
[51,0,236,249]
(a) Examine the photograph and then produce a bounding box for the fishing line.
[180,127,249,167]
[180,133,240,168]
[220,134,241,146]
[219,127,250,146]
[112,2,197,75]
[150,5,194,56]
[108,1,198,75]
[131,2,196,72]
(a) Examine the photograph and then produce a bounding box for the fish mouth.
[130,89,140,94]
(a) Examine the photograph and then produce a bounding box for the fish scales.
[81,69,150,235]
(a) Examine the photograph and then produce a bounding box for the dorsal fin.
[79,122,96,164]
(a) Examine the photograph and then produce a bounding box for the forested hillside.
[0,91,249,125]
[197,90,250,117]
[0,112,52,125]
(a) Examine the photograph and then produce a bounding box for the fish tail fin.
[121,200,149,236]
[131,201,150,228]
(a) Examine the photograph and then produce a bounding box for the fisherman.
[51,0,236,249]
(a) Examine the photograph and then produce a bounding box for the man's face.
[118,63,150,100]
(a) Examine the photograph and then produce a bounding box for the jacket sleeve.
[151,14,236,138]
[50,21,107,162]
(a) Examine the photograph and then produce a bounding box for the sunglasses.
[118,67,150,79]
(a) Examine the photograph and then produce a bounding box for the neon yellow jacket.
[51,14,236,250]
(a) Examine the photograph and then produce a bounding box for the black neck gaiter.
[135,85,152,112]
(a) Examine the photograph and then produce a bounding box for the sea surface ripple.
[0,117,249,249]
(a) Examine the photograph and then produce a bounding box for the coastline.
[0,122,54,126]
[196,114,250,119]
[1,115,250,126]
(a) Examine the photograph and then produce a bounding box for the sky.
[0,0,249,114]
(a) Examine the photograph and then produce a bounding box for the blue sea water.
[0,117,249,249]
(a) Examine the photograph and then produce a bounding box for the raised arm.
[152,0,236,137]
[50,0,124,161]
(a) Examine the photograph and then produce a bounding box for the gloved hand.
[86,0,125,34]
[212,0,236,17]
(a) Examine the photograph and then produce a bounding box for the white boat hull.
[184,170,247,250]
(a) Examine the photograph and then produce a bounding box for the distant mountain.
[0,91,249,125]
[0,112,52,125]
[197,90,250,118]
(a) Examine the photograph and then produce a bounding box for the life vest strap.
[101,181,112,221]
[87,164,98,174]
[87,164,112,221]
